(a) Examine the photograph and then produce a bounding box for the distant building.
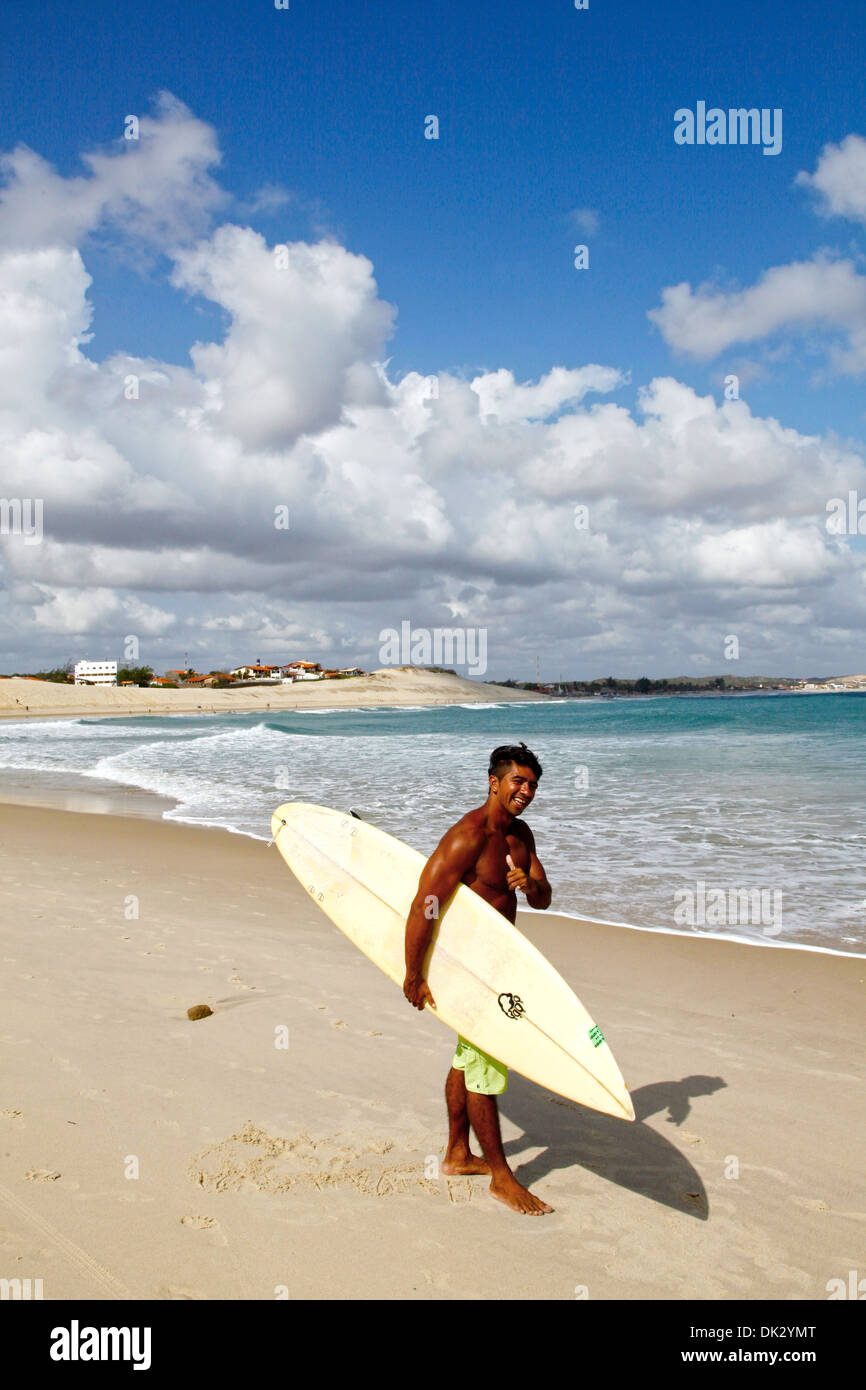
[280,661,322,681]
[74,660,117,686]
[231,665,280,681]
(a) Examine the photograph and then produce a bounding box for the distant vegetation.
[34,666,74,683]
[493,675,804,696]
[2,662,156,686]
[117,666,155,686]
[7,662,74,683]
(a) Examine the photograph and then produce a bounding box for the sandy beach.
[1,798,863,1301]
[0,667,546,721]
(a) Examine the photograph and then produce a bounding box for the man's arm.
[403,822,485,1010]
[505,824,552,910]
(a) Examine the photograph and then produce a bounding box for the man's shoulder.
[509,817,535,845]
[439,806,487,848]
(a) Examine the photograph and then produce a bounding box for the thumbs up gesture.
[505,853,530,894]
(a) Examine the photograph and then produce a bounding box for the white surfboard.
[271,802,634,1120]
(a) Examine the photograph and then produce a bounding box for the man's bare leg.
[465,1090,553,1214]
[442,1067,491,1175]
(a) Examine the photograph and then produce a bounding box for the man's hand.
[403,973,436,1011]
[505,853,530,894]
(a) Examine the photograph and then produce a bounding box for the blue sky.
[3,0,861,435]
[1,0,865,677]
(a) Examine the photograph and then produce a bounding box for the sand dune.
[0,667,545,720]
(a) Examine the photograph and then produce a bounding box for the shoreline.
[2,775,863,961]
[3,686,864,723]
[521,904,866,960]
[2,672,863,959]
[4,674,865,723]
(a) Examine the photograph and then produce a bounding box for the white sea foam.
[521,905,866,958]
[3,698,864,954]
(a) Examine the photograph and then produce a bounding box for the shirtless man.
[402,742,554,1215]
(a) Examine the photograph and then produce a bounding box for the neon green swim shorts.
[452,1035,508,1095]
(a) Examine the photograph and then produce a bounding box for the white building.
[74,660,117,686]
[280,662,322,681]
[230,665,281,681]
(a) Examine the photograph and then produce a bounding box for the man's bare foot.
[489,1175,553,1214]
[442,1152,491,1176]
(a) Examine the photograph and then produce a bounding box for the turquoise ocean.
[2,693,864,956]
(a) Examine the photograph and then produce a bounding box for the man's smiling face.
[491,763,538,816]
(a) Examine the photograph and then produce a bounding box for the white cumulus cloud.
[796,133,866,225]
[1,98,865,678]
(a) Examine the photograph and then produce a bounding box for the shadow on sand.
[499,1073,727,1219]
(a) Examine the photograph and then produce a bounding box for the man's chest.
[475,829,529,879]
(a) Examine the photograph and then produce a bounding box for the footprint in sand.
[51,1056,79,1073]
[188,1123,438,1199]
[180,1214,229,1245]
[446,1180,474,1204]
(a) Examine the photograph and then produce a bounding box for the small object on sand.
[187,1004,213,1021]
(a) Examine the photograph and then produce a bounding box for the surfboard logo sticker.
[589,1024,605,1048]
[498,992,525,1020]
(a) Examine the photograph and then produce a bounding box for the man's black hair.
[488,742,542,781]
